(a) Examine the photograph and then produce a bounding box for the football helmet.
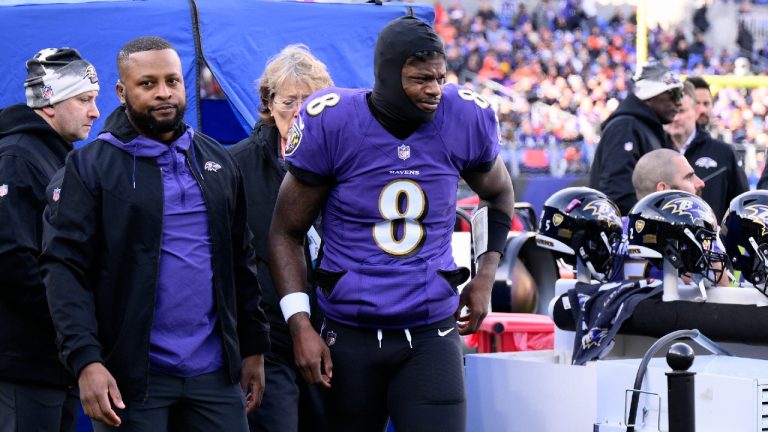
[627,190,727,284]
[721,190,768,295]
[536,187,624,282]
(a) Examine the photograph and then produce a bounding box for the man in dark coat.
[668,80,748,221]
[589,61,683,214]
[0,47,100,432]
[41,37,269,432]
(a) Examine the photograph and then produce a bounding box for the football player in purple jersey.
[269,16,514,432]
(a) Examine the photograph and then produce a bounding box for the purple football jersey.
[287,84,500,328]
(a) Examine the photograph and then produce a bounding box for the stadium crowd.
[432,0,768,184]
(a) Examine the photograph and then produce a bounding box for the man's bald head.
[633,148,704,199]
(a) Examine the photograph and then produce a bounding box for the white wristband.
[279,292,311,322]
[471,206,489,258]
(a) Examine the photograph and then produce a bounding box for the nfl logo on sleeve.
[0,184,7,198]
[397,144,410,160]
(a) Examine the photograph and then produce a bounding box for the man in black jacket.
[589,61,683,214]
[41,37,269,432]
[0,47,100,432]
[667,81,748,221]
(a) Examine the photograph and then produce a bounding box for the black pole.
[666,342,696,432]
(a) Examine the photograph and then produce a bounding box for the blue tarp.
[197,0,434,132]
[0,0,434,142]
[0,0,198,139]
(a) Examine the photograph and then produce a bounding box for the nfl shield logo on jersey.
[0,184,7,198]
[397,144,410,160]
[52,187,61,202]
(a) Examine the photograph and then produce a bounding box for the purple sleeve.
[467,106,501,171]
[285,96,336,179]
[444,84,501,172]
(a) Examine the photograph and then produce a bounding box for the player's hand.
[455,265,496,335]
[288,313,333,388]
[241,354,265,413]
[78,362,125,427]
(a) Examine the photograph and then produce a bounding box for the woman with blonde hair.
[229,44,332,432]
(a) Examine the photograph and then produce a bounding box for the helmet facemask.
[664,226,727,285]
[746,237,768,295]
[576,230,624,282]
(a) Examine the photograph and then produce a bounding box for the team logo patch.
[695,157,717,169]
[397,144,411,161]
[744,204,768,236]
[662,71,682,86]
[623,141,633,152]
[285,115,304,156]
[635,220,645,233]
[83,65,99,84]
[582,327,608,349]
[204,161,222,172]
[52,187,61,202]
[0,184,7,198]
[552,213,564,227]
[325,330,337,347]
[41,85,54,99]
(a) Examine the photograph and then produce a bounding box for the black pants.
[91,368,248,432]
[320,316,466,432]
[0,380,78,432]
[248,350,327,432]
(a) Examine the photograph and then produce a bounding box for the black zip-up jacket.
[40,107,269,401]
[684,127,748,222]
[0,104,74,387]
[755,151,768,191]
[589,93,673,214]
[229,122,319,356]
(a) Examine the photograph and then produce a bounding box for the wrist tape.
[279,292,311,322]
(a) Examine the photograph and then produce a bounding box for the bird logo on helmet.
[661,197,716,226]
[628,190,726,284]
[536,187,624,282]
[742,204,768,237]
[584,200,623,226]
[721,191,768,295]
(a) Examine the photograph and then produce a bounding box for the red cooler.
[471,312,555,353]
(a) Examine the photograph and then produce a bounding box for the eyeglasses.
[272,96,306,112]
[668,87,683,102]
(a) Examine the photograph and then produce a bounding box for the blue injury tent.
[0,0,434,144]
